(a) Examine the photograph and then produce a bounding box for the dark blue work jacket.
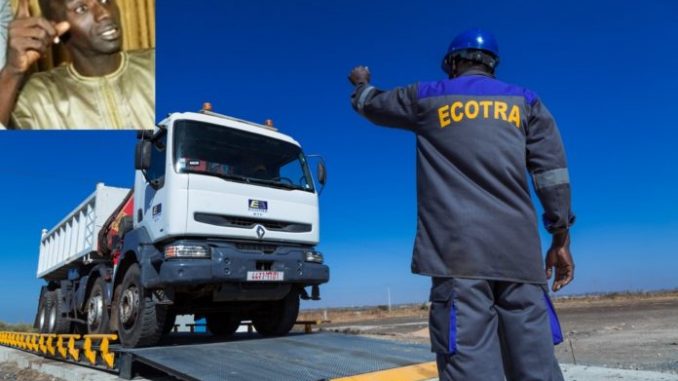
[351,70,574,284]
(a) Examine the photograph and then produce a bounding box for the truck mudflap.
[134,239,329,290]
[33,286,49,330]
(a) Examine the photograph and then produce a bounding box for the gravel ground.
[561,364,678,381]
[555,297,678,373]
[0,362,64,381]
[322,295,678,375]
[0,347,122,381]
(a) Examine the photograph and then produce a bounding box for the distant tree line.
[0,321,36,332]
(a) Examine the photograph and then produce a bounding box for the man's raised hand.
[348,65,371,86]
[6,0,69,74]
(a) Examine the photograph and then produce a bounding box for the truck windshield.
[173,120,315,192]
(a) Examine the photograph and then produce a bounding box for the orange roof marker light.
[264,119,274,127]
[202,102,213,112]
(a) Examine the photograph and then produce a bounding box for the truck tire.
[117,263,166,347]
[252,291,299,337]
[206,314,241,337]
[38,292,53,333]
[86,278,110,334]
[49,288,71,333]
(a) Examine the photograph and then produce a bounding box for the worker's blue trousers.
[429,277,565,381]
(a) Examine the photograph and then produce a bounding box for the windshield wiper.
[187,170,303,190]
[210,173,252,184]
[247,178,300,190]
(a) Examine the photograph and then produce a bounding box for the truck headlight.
[304,250,323,264]
[165,244,210,259]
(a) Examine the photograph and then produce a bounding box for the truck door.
[134,132,169,242]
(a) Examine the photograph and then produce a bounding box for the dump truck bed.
[37,183,129,280]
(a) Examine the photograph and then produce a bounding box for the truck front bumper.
[140,240,329,289]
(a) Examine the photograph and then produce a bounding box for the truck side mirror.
[317,162,327,186]
[307,154,327,195]
[135,140,152,170]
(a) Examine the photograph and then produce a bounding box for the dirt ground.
[305,292,678,374]
[555,295,678,373]
[0,362,64,381]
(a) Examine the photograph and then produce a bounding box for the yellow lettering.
[438,105,451,128]
[465,100,479,119]
[450,102,464,122]
[508,105,521,128]
[439,100,518,127]
[479,101,492,118]
[494,101,508,121]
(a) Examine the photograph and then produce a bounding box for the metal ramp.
[118,332,435,380]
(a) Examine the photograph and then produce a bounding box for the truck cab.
[113,110,330,347]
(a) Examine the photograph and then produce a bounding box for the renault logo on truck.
[257,225,266,239]
[256,225,266,239]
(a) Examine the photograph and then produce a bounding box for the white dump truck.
[35,108,329,347]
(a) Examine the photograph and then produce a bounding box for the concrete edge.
[561,364,678,381]
[0,346,121,381]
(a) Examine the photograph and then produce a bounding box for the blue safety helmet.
[441,28,500,74]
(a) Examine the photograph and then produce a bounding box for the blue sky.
[1,0,678,322]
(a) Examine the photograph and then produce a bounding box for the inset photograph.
[0,0,155,130]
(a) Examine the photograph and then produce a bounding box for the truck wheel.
[46,291,58,333]
[46,289,71,333]
[38,291,53,333]
[252,291,299,337]
[86,278,110,334]
[117,263,166,347]
[206,314,241,337]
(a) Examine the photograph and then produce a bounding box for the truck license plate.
[247,271,284,281]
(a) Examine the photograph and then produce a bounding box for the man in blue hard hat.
[348,28,574,380]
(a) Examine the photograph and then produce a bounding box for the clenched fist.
[348,65,371,86]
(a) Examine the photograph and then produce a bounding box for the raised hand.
[348,65,371,86]
[6,0,69,74]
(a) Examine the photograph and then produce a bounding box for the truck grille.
[194,213,312,233]
[235,243,278,254]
